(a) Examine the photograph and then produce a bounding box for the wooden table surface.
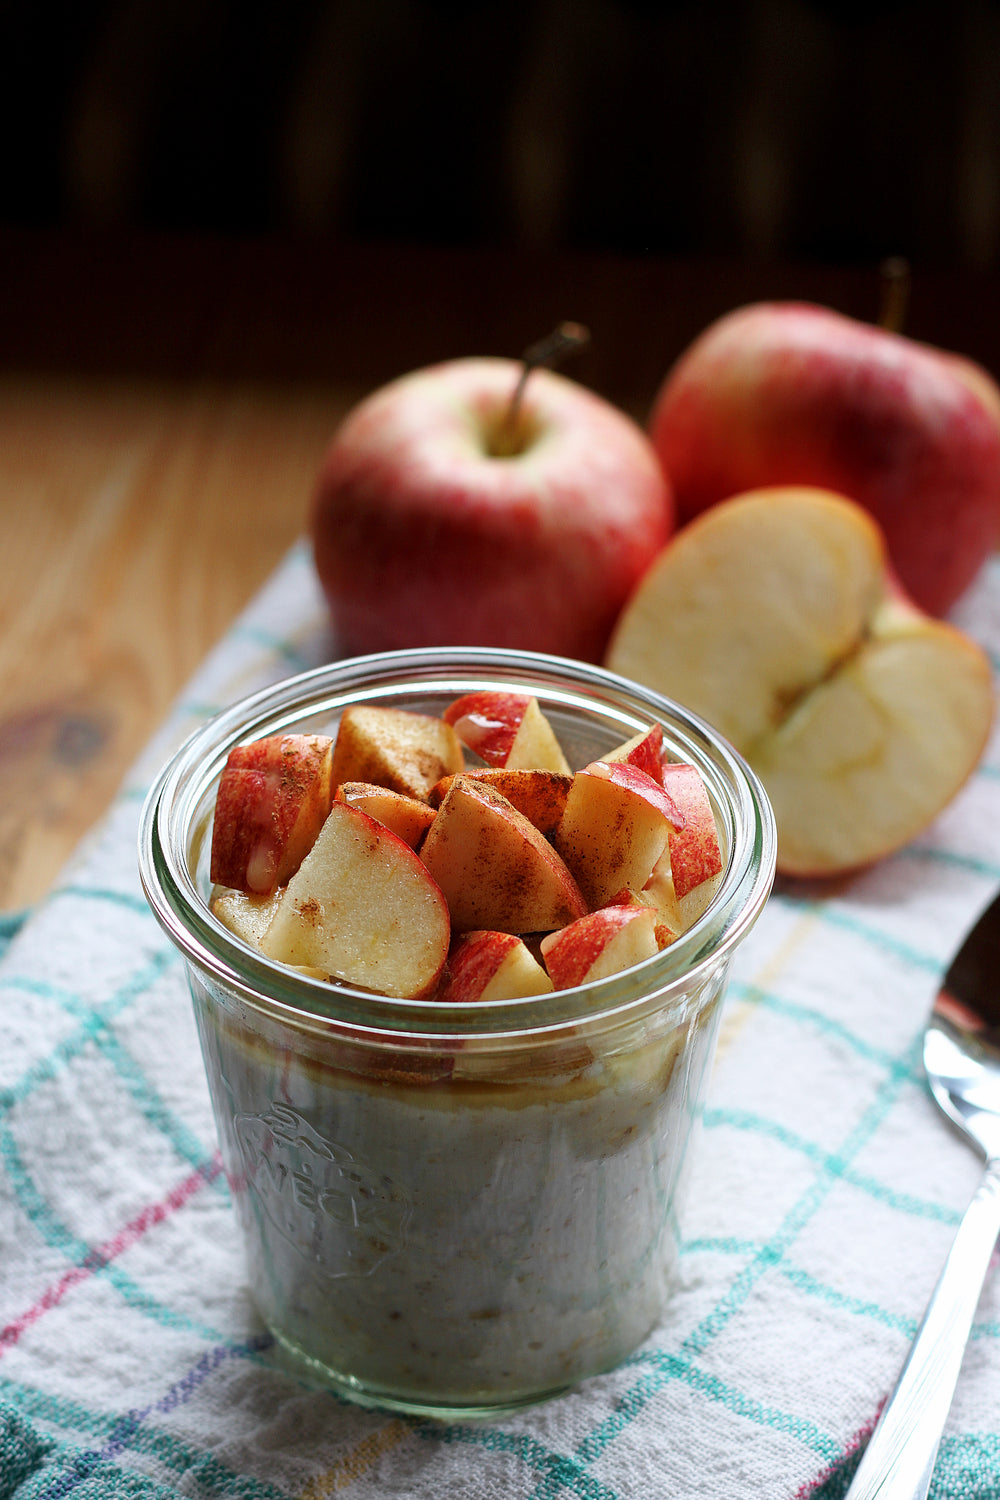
[3,228,999,912]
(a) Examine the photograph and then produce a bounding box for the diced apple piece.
[429,768,572,837]
[420,775,587,934]
[552,759,683,910]
[606,887,680,948]
[209,733,334,895]
[335,781,436,848]
[330,705,464,802]
[659,763,723,897]
[600,724,665,784]
[443,692,571,774]
[260,801,450,999]
[211,889,336,981]
[437,930,554,1003]
[210,887,284,947]
[641,844,721,934]
[541,904,661,989]
[644,762,725,930]
[607,487,995,875]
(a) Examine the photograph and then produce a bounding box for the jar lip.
[138,647,776,1040]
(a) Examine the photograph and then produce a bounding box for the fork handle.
[845,1154,1000,1500]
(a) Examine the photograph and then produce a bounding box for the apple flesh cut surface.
[329,705,464,802]
[210,888,283,947]
[552,759,684,910]
[650,301,1000,616]
[209,733,334,894]
[429,768,572,838]
[419,775,588,934]
[334,781,436,848]
[260,800,451,999]
[607,486,994,876]
[310,357,672,662]
[443,692,571,774]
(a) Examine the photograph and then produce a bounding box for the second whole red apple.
[649,301,1000,617]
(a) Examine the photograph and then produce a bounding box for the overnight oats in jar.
[139,648,776,1418]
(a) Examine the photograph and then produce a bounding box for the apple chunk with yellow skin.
[334,781,437,848]
[607,487,994,876]
[443,692,571,774]
[260,801,450,998]
[330,704,464,801]
[437,930,554,1003]
[420,775,587,933]
[541,904,662,989]
[553,759,683,909]
[209,733,334,894]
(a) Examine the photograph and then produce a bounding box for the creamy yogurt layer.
[191,967,725,1410]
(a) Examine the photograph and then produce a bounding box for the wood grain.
[0,374,359,909]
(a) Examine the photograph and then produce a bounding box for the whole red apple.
[649,302,1000,616]
[310,357,672,661]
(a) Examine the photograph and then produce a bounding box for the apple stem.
[494,321,592,456]
[878,256,910,333]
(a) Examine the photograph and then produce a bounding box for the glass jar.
[139,647,775,1418]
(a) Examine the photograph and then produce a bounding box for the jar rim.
[138,647,776,1041]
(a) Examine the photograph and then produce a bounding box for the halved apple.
[330,705,464,801]
[209,733,334,894]
[443,692,571,773]
[607,487,994,875]
[420,775,587,933]
[260,801,450,998]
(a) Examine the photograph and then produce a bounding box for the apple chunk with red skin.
[443,692,571,774]
[607,487,994,876]
[642,764,724,931]
[553,759,684,910]
[335,781,437,848]
[541,904,662,989]
[437,930,554,1003]
[260,800,450,999]
[649,301,1000,616]
[420,775,587,934]
[209,733,333,895]
[600,725,665,784]
[310,357,673,662]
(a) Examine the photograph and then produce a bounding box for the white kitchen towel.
[2,536,1000,1500]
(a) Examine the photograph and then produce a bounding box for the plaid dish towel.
[2,536,1000,1500]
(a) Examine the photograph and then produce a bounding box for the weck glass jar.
[139,648,776,1418]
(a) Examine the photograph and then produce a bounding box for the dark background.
[2,0,999,269]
